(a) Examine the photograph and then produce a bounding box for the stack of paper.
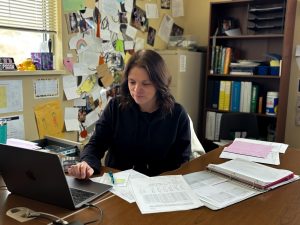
[91,169,203,214]
[220,138,289,165]
[5,138,41,150]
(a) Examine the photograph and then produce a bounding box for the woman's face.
[128,66,157,112]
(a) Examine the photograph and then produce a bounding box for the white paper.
[102,0,118,16]
[131,175,203,214]
[6,138,41,150]
[63,75,80,100]
[0,115,25,140]
[220,150,280,165]
[184,171,260,210]
[101,41,115,54]
[84,109,100,128]
[179,54,186,72]
[220,138,288,165]
[64,107,80,131]
[108,18,121,34]
[73,63,95,76]
[74,98,86,107]
[295,45,300,56]
[172,0,184,17]
[0,80,23,113]
[296,57,300,71]
[100,169,148,203]
[233,138,288,153]
[90,85,102,101]
[145,3,159,19]
[125,25,138,39]
[134,37,145,52]
[80,50,101,70]
[33,78,59,99]
[158,14,174,43]
[124,40,134,50]
[125,0,133,12]
[100,29,111,41]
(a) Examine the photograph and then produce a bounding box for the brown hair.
[120,49,175,115]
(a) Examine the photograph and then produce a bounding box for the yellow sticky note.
[124,52,132,65]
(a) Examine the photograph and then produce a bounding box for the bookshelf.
[202,0,296,146]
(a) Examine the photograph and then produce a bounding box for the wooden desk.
[1,147,300,225]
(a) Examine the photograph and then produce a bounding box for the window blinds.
[0,0,57,33]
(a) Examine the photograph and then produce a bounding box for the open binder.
[207,158,295,190]
[184,158,299,210]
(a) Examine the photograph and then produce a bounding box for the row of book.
[207,80,260,113]
[210,46,232,75]
[205,111,248,141]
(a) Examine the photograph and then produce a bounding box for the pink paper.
[224,141,272,158]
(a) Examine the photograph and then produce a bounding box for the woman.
[68,49,191,178]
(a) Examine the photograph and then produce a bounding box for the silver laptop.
[0,144,112,209]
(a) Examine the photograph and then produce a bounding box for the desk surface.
[1,147,300,225]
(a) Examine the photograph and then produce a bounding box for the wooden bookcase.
[202,0,296,146]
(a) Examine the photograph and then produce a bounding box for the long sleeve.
[80,97,191,176]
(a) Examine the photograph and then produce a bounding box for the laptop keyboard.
[70,188,96,206]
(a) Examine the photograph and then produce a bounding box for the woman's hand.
[68,161,94,179]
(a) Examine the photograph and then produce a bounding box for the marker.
[108,171,115,184]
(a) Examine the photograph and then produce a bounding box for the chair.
[219,113,259,141]
[188,115,205,159]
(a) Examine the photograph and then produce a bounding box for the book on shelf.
[218,80,226,110]
[223,81,231,111]
[205,111,216,141]
[230,71,254,75]
[210,46,233,75]
[214,112,222,141]
[240,81,252,113]
[212,80,220,109]
[223,47,232,75]
[230,81,241,112]
[250,84,259,113]
[184,158,298,210]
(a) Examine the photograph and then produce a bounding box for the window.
[0,0,57,65]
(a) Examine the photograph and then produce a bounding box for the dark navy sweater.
[81,97,191,176]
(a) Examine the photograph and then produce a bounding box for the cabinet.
[157,50,206,133]
[202,0,296,144]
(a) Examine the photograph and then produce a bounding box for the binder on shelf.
[212,80,220,109]
[230,81,241,112]
[218,80,226,110]
[223,81,231,111]
[250,84,259,113]
[205,111,216,141]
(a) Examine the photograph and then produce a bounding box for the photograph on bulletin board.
[147,27,156,46]
[131,6,149,32]
[170,23,184,37]
[161,0,171,9]
[65,13,80,34]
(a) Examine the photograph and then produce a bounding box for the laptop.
[0,144,112,209]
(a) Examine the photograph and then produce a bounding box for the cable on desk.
[26,211,68,225]
[82,203,103,224]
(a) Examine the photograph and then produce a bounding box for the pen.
[108,171,115,184]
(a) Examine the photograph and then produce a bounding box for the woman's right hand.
[68,161,94,179]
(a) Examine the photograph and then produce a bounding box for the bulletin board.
[0,73,77,142]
